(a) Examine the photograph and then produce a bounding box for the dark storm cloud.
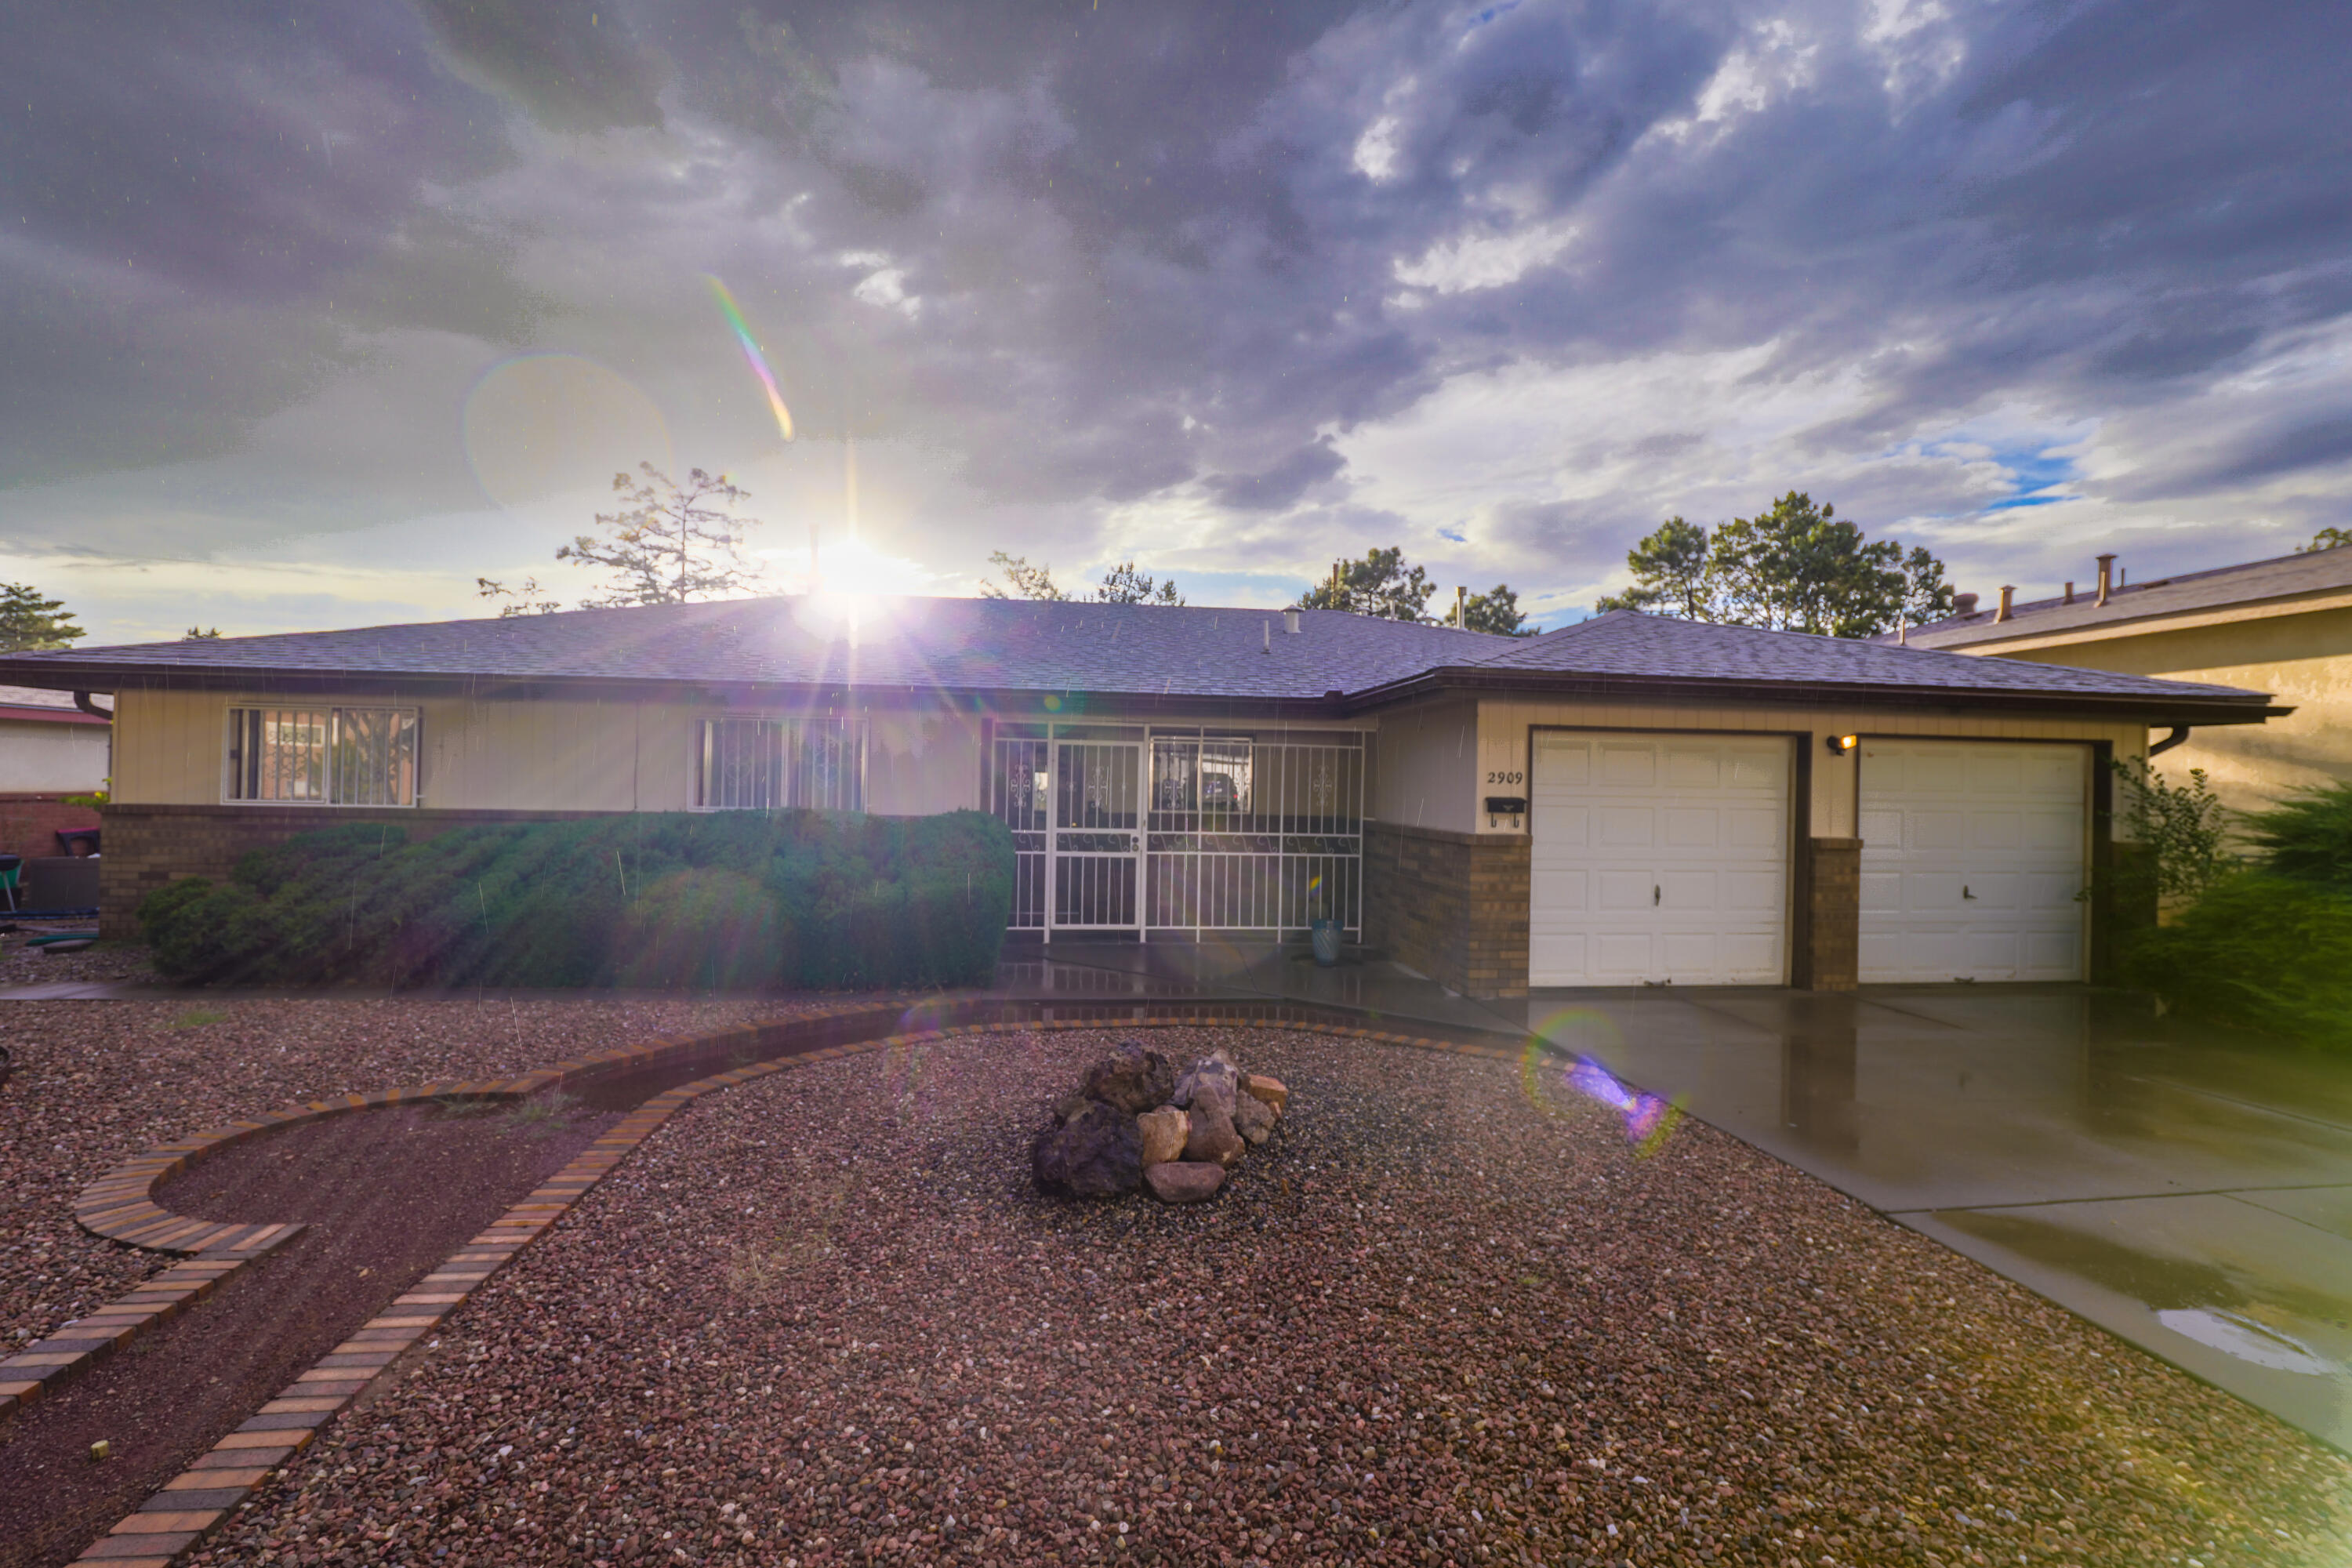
[6,0,2352,603]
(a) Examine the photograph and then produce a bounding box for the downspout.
[2148,726,2190,757]
[73,691,113,720]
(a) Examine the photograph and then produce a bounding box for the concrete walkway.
[13,941,2350,1448]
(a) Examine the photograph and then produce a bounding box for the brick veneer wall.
[96,804,633,940]
[0,793,103,859]
[1363,821,1530,999]
[1798,837,1862,992]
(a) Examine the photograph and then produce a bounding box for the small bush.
[137,809,1015,990]
[2123,872,2352,1049]
[2242,780,2352,894]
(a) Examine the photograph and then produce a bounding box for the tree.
[0,583,85,652]
[1092,561,1185,605]
[1595,517,1714,619]
[557,464,764,608]
[2300,526,2350,553]
[982,551,1184,604]
[1296,546,1437,622]
[1461,585,1538,637]
[475,576,564,617]
[183,626,223,639]
[1596,493,1951,639]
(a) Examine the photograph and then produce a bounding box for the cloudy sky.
[5,0,2347,642]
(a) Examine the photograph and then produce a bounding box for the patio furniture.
[0,854,19,913]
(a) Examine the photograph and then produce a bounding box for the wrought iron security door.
[1051,741,1143,932]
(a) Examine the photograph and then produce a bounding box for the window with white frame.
[697,716,864,811]
[227,706,419,806]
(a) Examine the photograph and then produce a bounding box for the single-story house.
[0,684,110,858]
[1900,545,2350,816]
[0,597,2284,996]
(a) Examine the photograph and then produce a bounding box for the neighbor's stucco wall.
[1464,698,2149,839]
[110,687,983,815]
[1984,607,2352,815]
[0,717,110,794]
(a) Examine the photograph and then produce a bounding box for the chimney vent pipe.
[1996,585,2015,622]
[2063,581,2074,604]
[1454,586,1467,628]
[2096,554,2117,606]
[1955,591,1980,616]
[1283,608,1301,635]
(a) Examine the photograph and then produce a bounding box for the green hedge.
[138,810,1016,990]
[2120,782,2352,1049]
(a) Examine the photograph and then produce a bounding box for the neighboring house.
[1898,546,2352,815]
[0,684,109,858]
[0,598,2281,996]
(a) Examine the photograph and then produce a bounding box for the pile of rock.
[1031,1041,1287,1204]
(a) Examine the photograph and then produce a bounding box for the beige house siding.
[1981,608,2352,815]
[1367,697,1481,833]
[1472,699,2149,840]
[112,688,986,817]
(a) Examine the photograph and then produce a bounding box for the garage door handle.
[1653,885,1661,906]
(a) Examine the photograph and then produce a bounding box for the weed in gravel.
[508,1091,583,1131]
[430,1094,504,1120]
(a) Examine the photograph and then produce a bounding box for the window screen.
[228,707,416,805]
[698,717,863,811]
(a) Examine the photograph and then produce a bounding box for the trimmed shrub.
[136,809,1016,990]
[2243,780,2352,894]
[2122,872,2352,1049]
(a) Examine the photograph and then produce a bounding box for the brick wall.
[1798,837,1862,992]
[96,804,633,939]
[1363,822,1530,999]
[0,793,103,859]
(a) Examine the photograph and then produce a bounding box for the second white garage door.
[1530,731,1791,986]
[1858,741,2089,982]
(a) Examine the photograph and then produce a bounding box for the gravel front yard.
[199,1026,2350,1568]
[0,996,826,1356]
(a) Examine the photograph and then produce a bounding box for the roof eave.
[1339,665,2287,724]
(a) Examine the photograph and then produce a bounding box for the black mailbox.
[1484,796,1527,829]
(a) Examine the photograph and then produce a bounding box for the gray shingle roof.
[1900,545,2352,649]
[1449,609,2268,702]
[0,598,1504,702]
[0,597,2275,713]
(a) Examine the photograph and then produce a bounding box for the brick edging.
[66,1012,1520,1567]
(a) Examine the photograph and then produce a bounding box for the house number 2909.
[1486,771,1523,785]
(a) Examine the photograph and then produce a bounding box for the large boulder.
[1033,1100,1144,1197]
[1145,1161,1227,1203]
[1136,1105,1189,1167]
[1183,1102,1245,1168]
[1083,1041,1177,1115]
[1232,1091,1276,1146]
[1242,1074,1287,1117]
[1174,1051,1241,1115]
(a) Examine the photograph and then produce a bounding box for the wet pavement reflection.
[1522,985,2352,1450]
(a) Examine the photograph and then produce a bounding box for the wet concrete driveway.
[1525,986,2352,1450]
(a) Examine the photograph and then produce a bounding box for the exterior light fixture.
[1826,734,1859,756]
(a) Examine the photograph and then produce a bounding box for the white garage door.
[1530,732,1791,986]
[1858,741,2089,983]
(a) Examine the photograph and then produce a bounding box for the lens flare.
[1524,1007,1684,1157]
[703,274,794,443]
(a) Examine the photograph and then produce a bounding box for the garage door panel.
[1911,811,1967,850]
[1665,750,1721,788]
[1535,739,1590,785]
[1530,732,1790,986]
[1662,808,1719,847]
[1597,870,1654,910]
[1597,807,1654,847]
[1599,746,1656,787]
[1860,741,2086,983]
[1659,869,1717,908]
